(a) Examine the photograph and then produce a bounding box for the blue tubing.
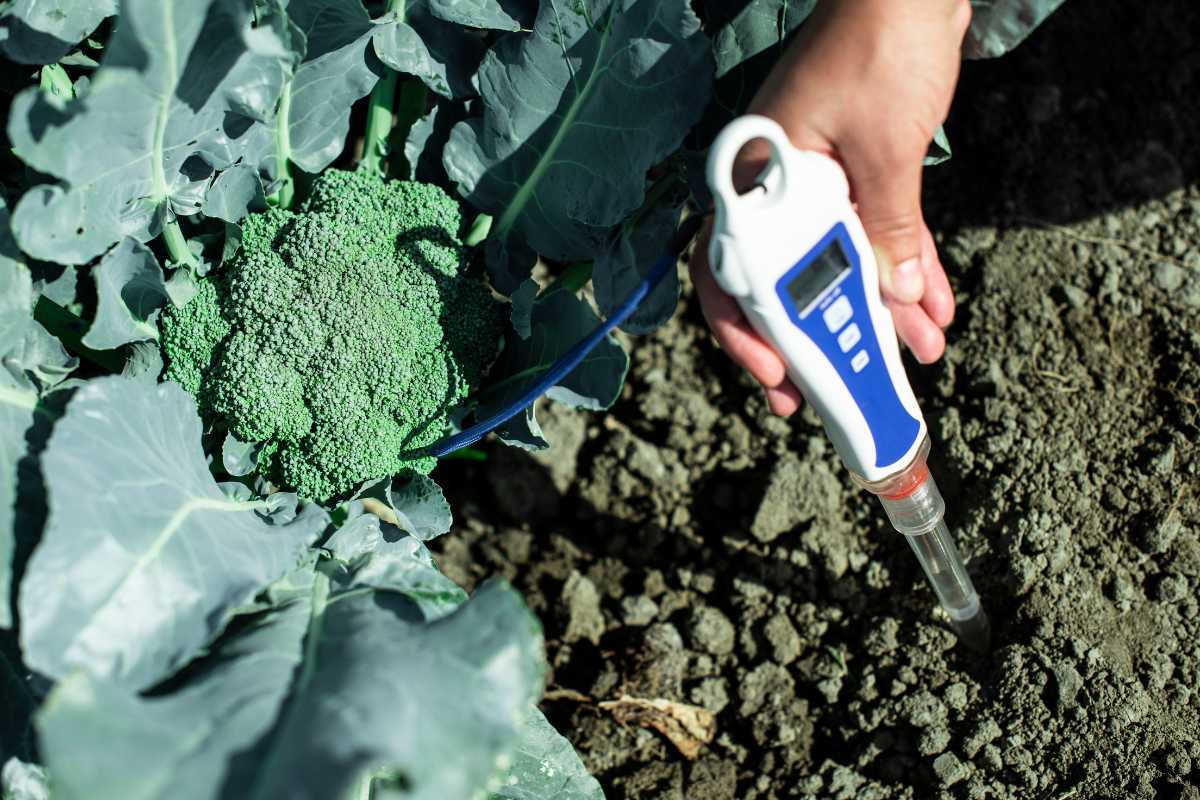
[420,248,677,458]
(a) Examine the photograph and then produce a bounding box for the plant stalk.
[269,86,295,208]
[160,209,197,270]
[360,0,407,175]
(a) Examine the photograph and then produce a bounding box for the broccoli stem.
[160,209,198,270]
[33,296,126,373]
[464,213,492,247]
[269,85,295,209]
[551,261,593,293]
[360,0,407,176]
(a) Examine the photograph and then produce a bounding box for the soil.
[431,2,1200,798]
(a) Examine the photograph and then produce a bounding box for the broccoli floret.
[159,169,504,502]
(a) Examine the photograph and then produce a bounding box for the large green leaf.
[709,0,814,79]
[37,572,314,800]
[19,377,327,690]
[474,283,628,450]
[592,184,686,335]
[372,0,485,100]
[324,507,466,617]
[0,209,75,631]
[38,545,544,800]
[276,0,482,177]
[8,0,290,265]
[81,239,170,350]
[444,0,713,292]
[428,0,534,32]
[964,0,1065,59]
[0,0,115,64]
[490,710,605,800]
[403,100,468,184]
[0,372,39,633]
[281,0,381,173]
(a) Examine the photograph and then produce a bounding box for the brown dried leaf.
[599,695,716,760]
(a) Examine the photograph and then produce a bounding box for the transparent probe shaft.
[862,442,990,650]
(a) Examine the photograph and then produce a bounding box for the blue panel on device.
[774,223,921,469]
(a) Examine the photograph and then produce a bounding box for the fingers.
[918,225,955,328]
[889,301,946,364]
[689,243,803,416]
[765,383,804,417]
[843,137,927,306]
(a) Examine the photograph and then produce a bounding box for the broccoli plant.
[161,170,504,502]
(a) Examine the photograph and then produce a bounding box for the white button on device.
[851,350,870,373]
[837,323,861,352]
[822,296,853,332]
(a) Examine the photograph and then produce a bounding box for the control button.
[851,350,870,373]
[837,323,861,352]
[822,296,853,332]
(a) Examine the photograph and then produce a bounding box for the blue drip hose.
[420,214,703,458]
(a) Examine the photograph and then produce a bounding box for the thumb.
[842,148,926,304]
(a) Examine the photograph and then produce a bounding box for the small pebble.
[1153,261,1186,292]
[688,606,736,656]
[620,595,659,626]
[933,752,969,786]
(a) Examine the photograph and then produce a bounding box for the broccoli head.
[160,169,504,502]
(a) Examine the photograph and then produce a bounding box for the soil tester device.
[421,114,988,649]
[706,115,990,649]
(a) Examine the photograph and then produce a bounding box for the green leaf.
[221,431,261,477]
[324,510,466,615]
[37,575,315,800]
[81,238,170,350]
[204,164,266,223]
[38,64,74,100]
[490,710,605,800]
[0,375,50,631]
[8,0,291,265]
[371,1,484,100]
[0,757,48,800]
[404,101,468,185]
[0,206,35,352]
[38,559,543,800]
[708,0,814,79]
[0,0,115,64]
[444,0,713,292]
[377,474,453,541]
[695,0,813,150]
[283,0,381,173]
[508,279,537,339]
[1,212,75,630]
[19,377,327,690]
[925,126,952,166]
[964,0,1065,59]
[476,284,628,450]
[592,190,686,335]
[428,0,533,32]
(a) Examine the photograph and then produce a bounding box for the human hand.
[692,0,971,416]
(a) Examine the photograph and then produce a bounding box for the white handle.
[706,114,794,222]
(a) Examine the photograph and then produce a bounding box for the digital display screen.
[786,238,851,313]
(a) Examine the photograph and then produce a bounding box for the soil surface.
[433,2,1200,798]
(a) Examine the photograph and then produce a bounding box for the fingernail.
[889,257,924,303]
